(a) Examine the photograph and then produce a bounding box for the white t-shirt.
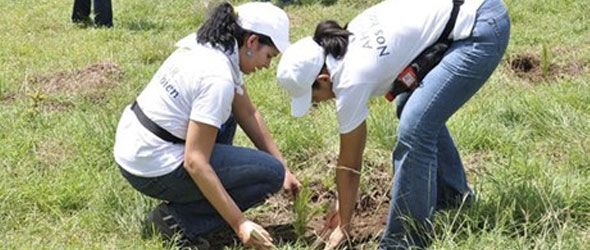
[328,0,485,134]
[113,33,244,177]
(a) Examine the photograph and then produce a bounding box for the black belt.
[130,101,185,144]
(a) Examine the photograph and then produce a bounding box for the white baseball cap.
[276,37,325,117]
[236,2,290,53]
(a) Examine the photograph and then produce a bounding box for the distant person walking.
[113,1,299,249]
[72,0,113,27]
[276,0,510,249]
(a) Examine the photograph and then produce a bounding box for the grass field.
[1,0,588,249]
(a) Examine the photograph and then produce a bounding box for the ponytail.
[313,20,353,59]
[197,2,246,54]
[197,2,276,54]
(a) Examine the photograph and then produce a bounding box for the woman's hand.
[237,220,275,249]
[319,200,353,250]
[323,225,350,250]
[321,200,340,235]
[283,169,301,198]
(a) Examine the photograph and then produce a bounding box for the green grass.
[1,0,589,249]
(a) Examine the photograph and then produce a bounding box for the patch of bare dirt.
[509,53,541,75]
[0,92,16,105]
[206,164,392,249]
[1,91,73,113]
[25,61,123,107]
[507,52,587,82]
[35,139,73,168]
[560,62,586,76]
[464,150,492,176]
[39,99,76,112]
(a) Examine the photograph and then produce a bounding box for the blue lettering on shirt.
[358,15,391,57]
[160,77,179,98]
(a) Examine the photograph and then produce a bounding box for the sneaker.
[187,237,211,250]
[144,202,210,249]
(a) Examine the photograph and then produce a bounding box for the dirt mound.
[309,164,391,248]
[28,62,123,105]
[507,52,586,82]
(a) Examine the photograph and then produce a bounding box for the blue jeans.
[72,0,113,27]
[379,0,510,248]
[120,116,285,241]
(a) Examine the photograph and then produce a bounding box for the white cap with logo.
[276,37,325,117]
[236,2,290,53]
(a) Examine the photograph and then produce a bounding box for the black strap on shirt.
[391,0,464,118]
[438,0,465,45]
[411,0,465,80]
[130,101,185,144]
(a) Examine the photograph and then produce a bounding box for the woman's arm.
[184,121,244,231]
[183,120,273,248]
[232,88,284,161]
[324,121,366,250]
[336,121,366,230]
[232,88,301,197]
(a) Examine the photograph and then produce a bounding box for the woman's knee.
[269,157,286,193]
[397,102,426,142]
[396,118,441,158]
[256,153,285,193]
[396,119,415,144]
[397,117,428,147]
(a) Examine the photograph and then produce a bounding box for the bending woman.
[113,2,300,249]
[276,0,510,248]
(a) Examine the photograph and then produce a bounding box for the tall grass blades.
[1,0,588,249]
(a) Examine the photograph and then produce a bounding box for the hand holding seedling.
[321,200,340,235]
[315,200,348,250]
[323,225,350,250]
[238,219,275,249]
[283,170,301,198]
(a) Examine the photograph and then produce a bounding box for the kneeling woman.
[113,2,300,249]
[277,0,509,248]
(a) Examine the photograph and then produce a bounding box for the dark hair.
[313,20,353,59]
[197,2,275,54]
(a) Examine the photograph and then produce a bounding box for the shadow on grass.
[279,0,338,7]
[142,222,307,249]
[124,20,164,32]
[206,224,304,249]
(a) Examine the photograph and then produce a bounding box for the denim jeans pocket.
[121,170,167,198]
[139,179,173,200]
[129,175,158,192]
[476,0,509,54]
[471,16,509,57]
